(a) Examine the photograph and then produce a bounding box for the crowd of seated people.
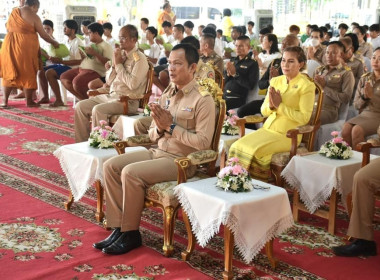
[2,0,380,259]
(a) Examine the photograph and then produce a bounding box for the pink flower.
[228,118,236,126]
[105,126,112,131]
[228,109,236,115]
[93,126,100,131]
[228,157,240,164]
[99,120,108,126]
[343,141,350,147]
[331,131,339,137]
[101,130,109,138]
[232,164,243,175]
[332,137,343,144]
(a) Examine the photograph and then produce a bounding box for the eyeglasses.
[118,37,130,41]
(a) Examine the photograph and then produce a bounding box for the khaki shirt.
[357,41,373,59]
[314,64,355,110]
[105,46,149,99]
[310,45,325,65]
[354,72,380,113]
[195,60,215,80]
[200,50,224,75]
[346,55,364,100]
[149,79,216,158]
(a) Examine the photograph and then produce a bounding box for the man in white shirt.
[369,24,380,50]
[145,26,161,65]
[247,21,256,40]
[103,22,117,49]
[37,20,84,106]
[139,17,149,45]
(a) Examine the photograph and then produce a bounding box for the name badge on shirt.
[181,106,193,112]
[240,65,247,68]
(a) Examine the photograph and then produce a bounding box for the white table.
[281,151,378,234]
[54,141,145,221]
[174,177,293,280]
[112,113,145,140]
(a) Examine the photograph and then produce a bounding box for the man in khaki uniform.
[200,34,224,74]
[74,25,149,142]
[93,43,216,255]
[314,41,355,124]
[307,28,326,66]
[333,157,380,257]
[340,36,364,102]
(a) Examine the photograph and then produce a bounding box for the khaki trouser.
[103,149,178,231]
[133,116,152,135]
[320,107,338,125]
[74,96,138,142]
[347,157,380,241]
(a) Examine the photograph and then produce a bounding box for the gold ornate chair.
[88,62,154,126]
[214,68,224,92]
[111,96,226,257]
[220,75,324,186]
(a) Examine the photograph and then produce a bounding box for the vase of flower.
[221,110,239,135]
[319,131,353,159]
[216,157,253,192]
[88,120,120,149]
[143,104,151,116]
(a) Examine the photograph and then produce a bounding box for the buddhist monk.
[0,0,59,107]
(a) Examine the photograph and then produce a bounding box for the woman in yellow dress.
[228,46,316,179]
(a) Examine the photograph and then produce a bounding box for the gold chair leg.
[327,189,338,235]
[265,239,278,269]
[64,191,74,210]
[162,206,178,257]
[223,226,234,280]
[271,164,284,187]
[94,180,104,223]
[181,209,196,261]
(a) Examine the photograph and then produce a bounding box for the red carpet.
[1,98,380,279]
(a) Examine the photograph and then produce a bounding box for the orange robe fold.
[0,8,39,89]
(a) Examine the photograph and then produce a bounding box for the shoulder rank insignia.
[344,65,351,71]
[361,72,371,78]
[133,52,140,62]
[198,86,211,97]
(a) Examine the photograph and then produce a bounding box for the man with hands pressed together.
[93,43,215,255]
[74,25,148,143]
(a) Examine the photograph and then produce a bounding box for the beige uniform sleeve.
[353,77,369,110]
[324,70,355,104]
[114,54,149,91]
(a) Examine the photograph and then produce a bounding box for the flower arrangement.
[143,104,151,116]
[216,157,253,193]
[222,109,239,135]
[89,120,120,149]
[319,131,353,159]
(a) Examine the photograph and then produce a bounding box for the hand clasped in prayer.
[150,103,173,132]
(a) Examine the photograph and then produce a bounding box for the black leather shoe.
[102,230,142,255]
[93,228,122,250]
[332,239,377,257]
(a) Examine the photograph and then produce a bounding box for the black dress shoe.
[102,230,142,255]
[332,239,377,257]
[93,228,122,250]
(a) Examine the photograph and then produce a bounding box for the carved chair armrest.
[88,90,107,97]
[356,141,380,167]
[235,115,265,137]
[187,150,218,165]
[286,124,318,159]
[113,135,156,154]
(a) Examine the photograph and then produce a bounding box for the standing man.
[200,34,224,74]
[93,43,216,254]
[37,19,83,106]
[60,22,113,101]
[314,41,355,124]
[223,35,259,110]
[74,24,149,143]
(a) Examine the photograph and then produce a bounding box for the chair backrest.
[363,56,372,72]
[211,98,226,153]
[301,75,324,151]
[214,68,224,92]
[307,59,321,78]
[139,62,154,108]
[337,101,350,122]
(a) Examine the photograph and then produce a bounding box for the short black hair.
[184,21,194,29]
[351,22,359,28]
[171,43,199,66]
[163,2,170,9]
[122,24,139,40]
[236,35,250,45]
[325,23,331,30]
[81,20,92,27]
[102,22,113,31]
[311,28,323,38]
[141,17,149,25]
[206,23,216,30]
[180,36,200,50]
[42,19,54,29]
[319,26,328,33]
[310,24,318,30]
[217,29,223,36]
[63,19,78,33]
[162,21,172,28]
[173,24,184,33]
[338,23,349,30]
[201,34,215,49]
[231,26,243,35]
[88,22,104,37]
[26,0,40,7]
[327,31,332,38]
[202,26,216,38]
[354,26,367,42]
[247,21,254,27]
[369,24,380,32]
[344,33,359,52]
[328,40,346,53]
[223,8,232,17]
[146,26,158,38]
[259,27,270,35]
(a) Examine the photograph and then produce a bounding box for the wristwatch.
[169,123,176,135]
[360,94,370,101]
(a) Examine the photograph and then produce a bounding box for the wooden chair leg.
[223,226,234,280]
[346,192,353,218]
[181,209,196,261]
[265,239,278,269]
[162,206,178,257]
[64,191,74,210]
[292,189,300,222]
[271,164,284,187]
[327,189,338,235]
[94,180,104,223]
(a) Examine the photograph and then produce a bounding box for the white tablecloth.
[174,177,293,264]
[281,151,379,213]
[112,114,145,140]
[54,142,145,201]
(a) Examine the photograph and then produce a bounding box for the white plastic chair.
[363,56,372,72]
[307,60,321,78]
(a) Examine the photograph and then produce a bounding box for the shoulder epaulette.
[344,65,351,71]
[361,72,371,78]
[133,52,140,62]
[198,86,211,97]
[316,65,326,72]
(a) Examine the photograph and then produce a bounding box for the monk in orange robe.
[0,0,58,107]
